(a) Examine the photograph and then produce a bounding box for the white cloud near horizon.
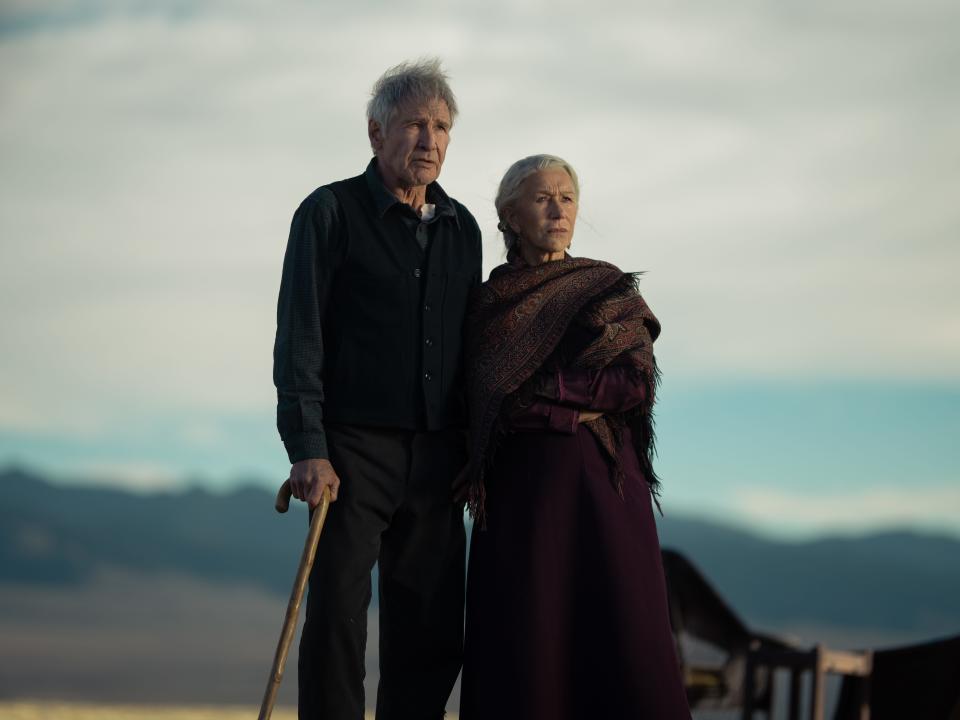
[70,460,183,492]
[1,0,959,443]
[724,484,960,539]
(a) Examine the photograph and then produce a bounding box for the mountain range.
[1,465,957,704]
[3,466,957,636]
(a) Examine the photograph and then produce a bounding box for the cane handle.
[275,479,293,513]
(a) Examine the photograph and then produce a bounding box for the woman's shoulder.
[485,261,514,283]
[483,255,621,280]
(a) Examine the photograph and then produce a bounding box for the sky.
[1,0,958,539]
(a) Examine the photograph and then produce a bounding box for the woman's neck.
[518,244,566,266]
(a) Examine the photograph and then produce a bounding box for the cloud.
[1,1,958,439]
[730,484,960,537]
[72,460,183,492]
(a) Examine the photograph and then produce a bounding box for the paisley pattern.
[465,256,661,519]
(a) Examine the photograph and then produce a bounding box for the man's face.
[369,98,452,191]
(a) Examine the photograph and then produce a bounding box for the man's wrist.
[284,432,329,464]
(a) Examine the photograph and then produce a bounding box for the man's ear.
[368,118,383,153]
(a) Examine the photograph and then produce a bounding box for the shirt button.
[425,338,434,347]
[413,268,422,278]
[424,371,433,381]
[424,303,432,312]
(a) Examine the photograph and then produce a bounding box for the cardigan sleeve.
[273,188,345,463]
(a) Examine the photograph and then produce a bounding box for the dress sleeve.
[272,188,344,463]
[507,399,580,434]
[552,365,648,413]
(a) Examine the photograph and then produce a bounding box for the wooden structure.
[662,549,958,719]
[662,549,796,713]
[662,550,879,719]
[742,643,872,720]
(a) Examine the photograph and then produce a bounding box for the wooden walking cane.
[257,480,332,720]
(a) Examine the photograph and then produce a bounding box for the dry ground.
[0,704,463,720]
[0,702,387,720]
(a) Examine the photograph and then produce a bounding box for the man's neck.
[390,183,428,210]
[376,165,428,210]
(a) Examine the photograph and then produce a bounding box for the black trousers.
[298,424,467,720]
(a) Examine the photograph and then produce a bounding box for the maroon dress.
[460,366,691,720]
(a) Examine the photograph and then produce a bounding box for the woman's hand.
[578,410,603,423]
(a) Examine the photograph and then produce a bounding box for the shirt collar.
[364,158,461,228]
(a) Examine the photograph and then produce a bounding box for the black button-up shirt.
[273,159,483,463]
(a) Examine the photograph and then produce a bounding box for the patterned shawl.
[464,255,662,520]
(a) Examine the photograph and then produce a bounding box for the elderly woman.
[459,155,691,719]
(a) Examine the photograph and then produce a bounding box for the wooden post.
[810,644,825,720]
[743,643,871,720]
[742,643,757,720]
[788,667,802,720]
[857,651,873,720]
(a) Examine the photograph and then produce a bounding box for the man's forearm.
[282,430,330,464]
[276,390,329,463]
[273,191,342,465]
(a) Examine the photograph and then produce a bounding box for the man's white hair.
[367,58,458,140]
[494,154,580,254]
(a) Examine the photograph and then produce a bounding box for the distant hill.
[2,465,959,637]
[0,466,307,595]
[657,515,960,637]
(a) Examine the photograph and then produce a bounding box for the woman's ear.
[504,209,519,235]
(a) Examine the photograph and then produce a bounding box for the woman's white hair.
[366,58,458,143]
[494,154,580,254]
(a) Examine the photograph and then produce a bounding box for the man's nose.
[418,126,436,149]
[548,199,564,217]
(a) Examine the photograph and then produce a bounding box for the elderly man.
[273,60,482,720]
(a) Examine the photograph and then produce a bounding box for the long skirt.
[460,425,691,720]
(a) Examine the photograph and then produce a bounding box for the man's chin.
[406,168,440,187]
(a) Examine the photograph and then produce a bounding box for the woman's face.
[506,168,578,263]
